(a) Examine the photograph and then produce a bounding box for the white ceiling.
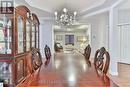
[14,0,53,18]
[25,0,106,13]
[54,24,89,32]
[15,0,120,20]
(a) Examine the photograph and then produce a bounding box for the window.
[0,1,13,14]
[65,35,74,45]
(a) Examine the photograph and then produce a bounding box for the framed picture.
[77,36,87,42]
[56,35,62,41]
[65,35,74,45]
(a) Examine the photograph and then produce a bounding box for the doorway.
[53,24,91,53]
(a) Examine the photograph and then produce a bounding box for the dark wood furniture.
[54,42,63,52]
[44,45,51,60]
[18,53,118,87]
[31,13,40,49]
[83,44,91,61]
[31,48,43,70]
[44,45,51,65]
[26,52,35,75]
[0,5,40,87]
[94,47,110,74]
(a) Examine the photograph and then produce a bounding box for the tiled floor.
[109,63,130,87]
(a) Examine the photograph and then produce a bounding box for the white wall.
[82,13,109,58]
[118,0,130,10]
[116,0,130,64]
[118,9,130,63]
[83,11,119,75]
[40,20,53,58]
[109,7,119,75]
[105,0,130,75]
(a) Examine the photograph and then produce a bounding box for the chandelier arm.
[54,8,77,26]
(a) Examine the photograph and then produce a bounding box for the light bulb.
[74,11,77,15]
[63,8,67,13]
[55,12,58,15]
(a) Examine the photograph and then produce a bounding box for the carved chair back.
[84,44,91,61]
[26,53,34,74]
[94,47,110,74]
[44,45,51,60]
[31,48,43,70]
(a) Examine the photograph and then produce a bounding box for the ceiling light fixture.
[54,8,77,26]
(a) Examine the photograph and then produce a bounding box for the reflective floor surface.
[19,53,118,87]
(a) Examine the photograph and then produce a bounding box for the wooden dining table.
[19,52,118,87]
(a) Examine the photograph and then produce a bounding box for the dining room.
[0,0,130,87]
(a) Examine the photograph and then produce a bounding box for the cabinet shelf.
[0,28,12,30]
[0,41,11,42]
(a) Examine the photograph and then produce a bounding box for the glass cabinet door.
[0,14,12,54]
[26,20,30,51]
[36,26,39,48]
[0,61,13,85]
[17,16,24,53]
[32,24,35,48]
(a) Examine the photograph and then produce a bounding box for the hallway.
[19,53,118,87]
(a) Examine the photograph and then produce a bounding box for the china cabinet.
[0,5,40,87]
[31,13,40,49]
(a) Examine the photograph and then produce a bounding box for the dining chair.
[94,47,110,74]
[83,44,91,61]
[94,65,110,86]
[54,42,63,52]
[26,52,35,74]
[44,45,51,65]
[25,52,35,84]
[31,48,43,70]
[25,51,42,85]
[94,49,100,64]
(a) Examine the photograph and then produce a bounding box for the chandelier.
[54,8,77,26]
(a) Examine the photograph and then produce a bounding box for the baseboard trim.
[118,62,130,65]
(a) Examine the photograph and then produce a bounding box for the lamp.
[54,8,77,26]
